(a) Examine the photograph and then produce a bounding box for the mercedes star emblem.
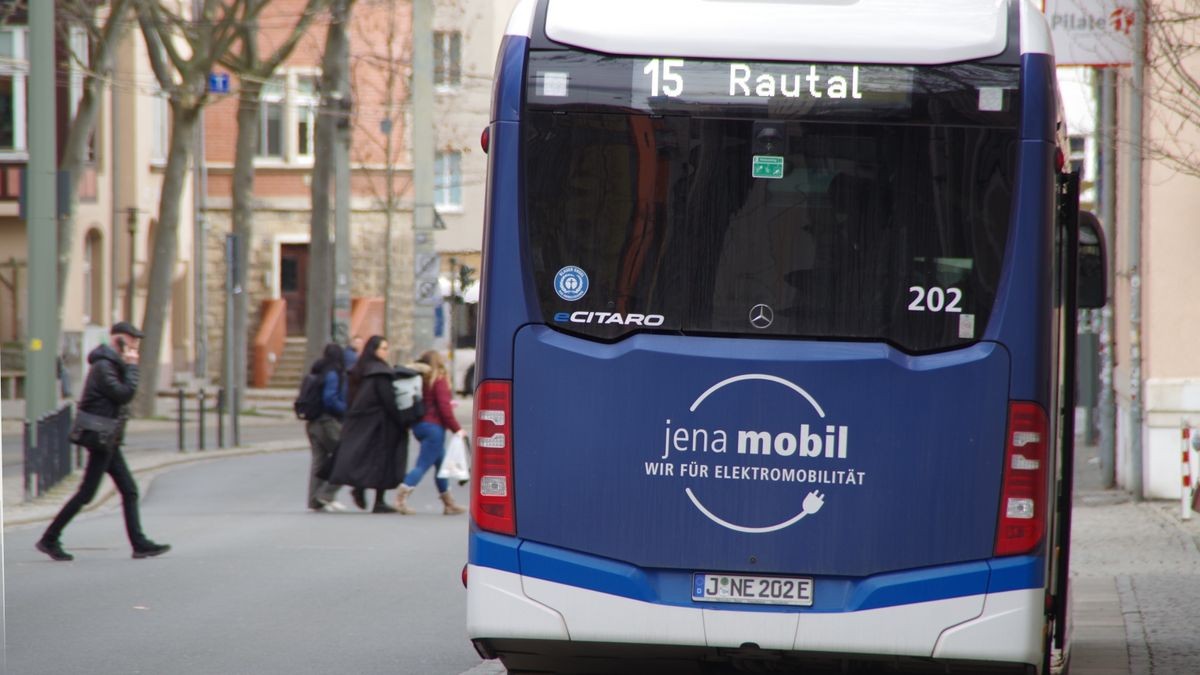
[749,304,774,329]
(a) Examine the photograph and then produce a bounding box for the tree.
[305,0,355,364]
[222,0,328,410]
[1145,3,1200,179]
[133,0,266,416]
[54,0,135,319]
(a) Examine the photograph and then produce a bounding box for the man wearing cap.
[36,322,170,561]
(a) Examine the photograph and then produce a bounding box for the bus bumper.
[468,565,1044,673]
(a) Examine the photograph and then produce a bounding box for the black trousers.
[42,445,149,548]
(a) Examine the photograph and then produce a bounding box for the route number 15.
[644,59,685,97]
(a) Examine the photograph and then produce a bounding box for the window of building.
[83,228,104,325]
[435,150,462,209]
[294,74,318,159]
[0,27,28,156]
[151,89,169,163]
[434,31,462,88]
[258,78,285,159]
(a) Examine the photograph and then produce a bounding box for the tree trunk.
[305,3,351,365]
[55,77,103,317]
[55,2,126,320]
[132,102,199,417]
[232,81,261,400]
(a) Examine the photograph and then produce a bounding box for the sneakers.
[36,539,74,562]
[132,542,171,559]
[321,500,349,512]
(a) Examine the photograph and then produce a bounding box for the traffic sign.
[209,73,231,94]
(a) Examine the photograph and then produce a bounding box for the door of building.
[280,244,309,335]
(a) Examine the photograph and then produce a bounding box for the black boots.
[372,491,397,513]
[351,487,367,510]
[132,541,171,559]
[35,539,73,562]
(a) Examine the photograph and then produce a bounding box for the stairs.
[270,337,308,390]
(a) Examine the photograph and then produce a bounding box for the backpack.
[294,372,325,421]
[392,365,426,427]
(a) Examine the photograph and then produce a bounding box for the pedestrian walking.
[305,343,349,512]
[394,350,467,515]
[35,322,170,561]
[329,336,409,513]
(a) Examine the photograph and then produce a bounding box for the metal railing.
[23,404,79,501]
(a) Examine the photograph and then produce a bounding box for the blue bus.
[466,1,1106,672]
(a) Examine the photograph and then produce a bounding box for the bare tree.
[133,0,266,416]
[351,0,410,345]
[305,0,355,364]
[221,0,328,398]
[1145,4,1200,179]
[19,0,134,320]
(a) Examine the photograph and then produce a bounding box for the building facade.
[1112,2,1200,498]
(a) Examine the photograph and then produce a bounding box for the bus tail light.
[994,402,1049,556]
[472,380,515,535]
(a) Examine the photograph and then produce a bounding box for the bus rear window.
[524,58,1018,353]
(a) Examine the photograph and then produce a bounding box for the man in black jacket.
[36,322,170,562]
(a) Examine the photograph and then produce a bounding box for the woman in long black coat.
[329,335,409,513]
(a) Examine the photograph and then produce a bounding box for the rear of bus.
[467,1,1068,672]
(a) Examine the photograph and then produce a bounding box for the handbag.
[69,410,121,450]
[437,433,471,485]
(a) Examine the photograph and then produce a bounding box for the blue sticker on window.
[554,266,589,301]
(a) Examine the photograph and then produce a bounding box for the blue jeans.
[404,421,448,493]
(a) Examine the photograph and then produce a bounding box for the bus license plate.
[692,573,814,606]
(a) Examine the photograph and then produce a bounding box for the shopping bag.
[438,433,471,485]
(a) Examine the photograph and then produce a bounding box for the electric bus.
[466,1,1106,672]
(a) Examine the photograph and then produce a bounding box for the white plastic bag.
[438,433,471,484]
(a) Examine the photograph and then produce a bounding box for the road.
[3,450,494,675]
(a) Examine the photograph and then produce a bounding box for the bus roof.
[506,0,1054,65]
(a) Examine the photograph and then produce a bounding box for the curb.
[3,442,308,530]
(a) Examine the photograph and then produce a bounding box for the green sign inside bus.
[751,155,784,179]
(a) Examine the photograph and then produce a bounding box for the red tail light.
[480,126,490,154]
[472,380,515,535]
[994,402,1049,556]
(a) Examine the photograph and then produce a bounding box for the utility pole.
[1127,0,1146,500]
[26,0,59,429]
[1098,67,1117,489]
[411,0,436,357]
[332,0,352,347]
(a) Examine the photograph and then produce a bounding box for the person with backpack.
[301,343,349,512]
[328,336,411,513]
[393,349,467,515]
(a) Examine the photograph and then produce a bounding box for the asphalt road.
[2,450,491,675]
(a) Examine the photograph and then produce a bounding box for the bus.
[466,0,1107,672]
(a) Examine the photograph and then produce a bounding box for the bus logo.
[648,374,864,534]
[749,304,774,329]
[554,266,590,301]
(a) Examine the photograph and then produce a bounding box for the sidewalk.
[1070,438,1200,674]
